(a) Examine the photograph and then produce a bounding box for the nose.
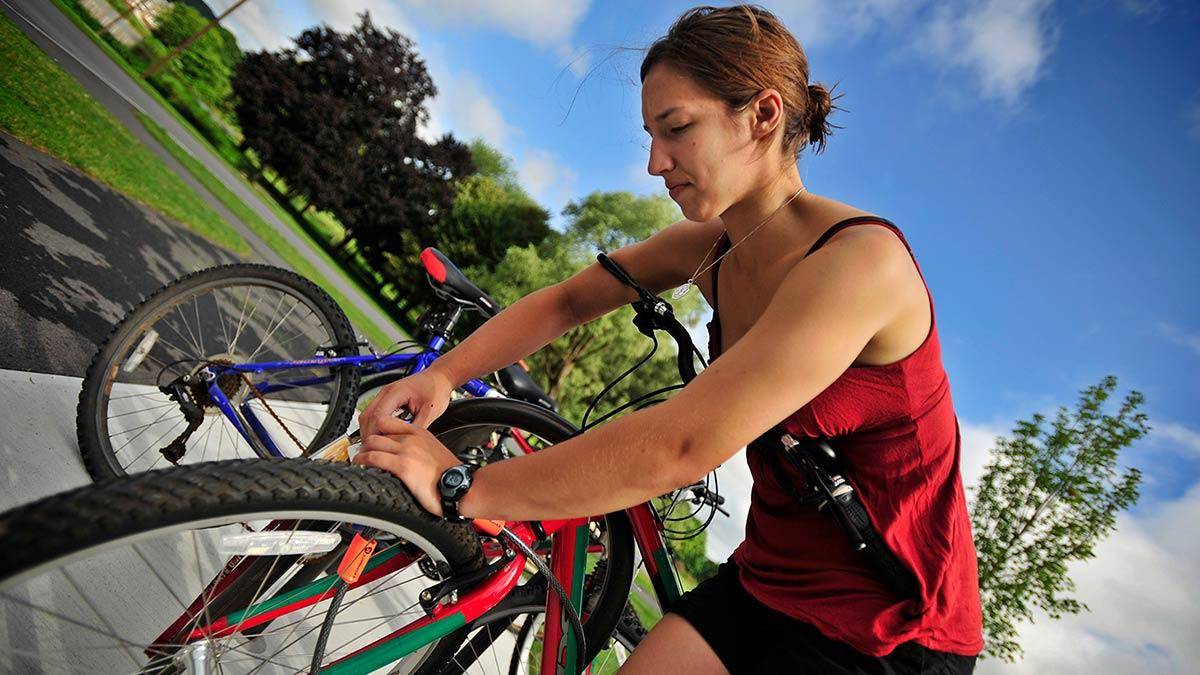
[647,137,673,177]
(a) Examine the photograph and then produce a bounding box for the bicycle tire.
[422,398,637,673]
[0,459,480,673]
[77,264,362,480]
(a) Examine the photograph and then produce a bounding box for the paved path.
[0,133,242,376]
[0,0,402,347]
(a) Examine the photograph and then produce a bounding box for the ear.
[747,89,785,143]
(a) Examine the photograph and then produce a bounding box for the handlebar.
[596,254,702,383]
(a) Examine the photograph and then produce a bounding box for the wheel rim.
[427,416,635,674]
[94,276,352,475]
[0,508,465,674]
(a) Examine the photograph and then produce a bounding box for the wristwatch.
[438,464,477,522]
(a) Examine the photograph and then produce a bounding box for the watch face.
[444,471,463,488]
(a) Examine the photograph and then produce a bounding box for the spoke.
[229,286,258,358]
[120,418,185,470]
[215,288,232,350]
[170,305,204,356]
[243,293,287,361]
[106,402,176,420]
[488,624,502,675]
[248,296,303,361]
[192,295,206,356]
[0,592,149,651]
[111,410,177,459]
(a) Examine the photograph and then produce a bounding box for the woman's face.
[641,63,759,222]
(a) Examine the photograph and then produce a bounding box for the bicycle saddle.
[420,247,503,317]
[497,363,557,412]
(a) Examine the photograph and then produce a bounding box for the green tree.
[152,4,233,112]
[434,141,551,275]
[470,191,699,422]
[970,375,1147,661]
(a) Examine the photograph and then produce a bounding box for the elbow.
[658,431,712,494]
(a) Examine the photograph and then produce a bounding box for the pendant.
[671,282,693,300]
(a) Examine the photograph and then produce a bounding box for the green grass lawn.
[135,112,401,349]
[0,12,251,256]
[42,0,411,346]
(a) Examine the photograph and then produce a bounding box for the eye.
[671,123,691,135]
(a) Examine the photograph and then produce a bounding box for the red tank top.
[706,217,984,657]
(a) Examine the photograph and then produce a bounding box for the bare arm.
[424,219,722,388]
[453,227,915,520]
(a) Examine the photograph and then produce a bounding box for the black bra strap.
[708,233,731,356]
[804,216,904,259]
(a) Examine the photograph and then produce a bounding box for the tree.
[433,141,551,275]
[970,375,1147,661]
[469,191,699,422]
[232,12,474,272]
[152,3,234,111]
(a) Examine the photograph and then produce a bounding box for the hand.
[353,416,461,517]
[358,368,455,439]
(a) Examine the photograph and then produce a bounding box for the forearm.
[457,404,698,521]
[428,284,577,387]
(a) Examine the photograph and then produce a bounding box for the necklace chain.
[672,185,807,300]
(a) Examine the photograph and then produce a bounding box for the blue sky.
[218,2,1200,670]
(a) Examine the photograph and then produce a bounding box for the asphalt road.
[0,0,401,344]
[0,133,241,377]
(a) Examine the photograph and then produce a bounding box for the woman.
[356,5,983,673]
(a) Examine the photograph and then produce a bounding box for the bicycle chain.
[240,374,310,456]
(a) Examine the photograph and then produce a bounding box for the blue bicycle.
[76,247,556,480]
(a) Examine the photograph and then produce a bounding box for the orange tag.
[472,519,506,536]
[337,532,377,584]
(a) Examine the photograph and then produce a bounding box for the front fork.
[542,519,591,675]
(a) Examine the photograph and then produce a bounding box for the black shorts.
[668,561,976,675]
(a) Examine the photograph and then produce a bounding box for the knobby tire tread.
[76,264,362,481]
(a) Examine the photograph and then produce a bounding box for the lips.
[667,182,690,198]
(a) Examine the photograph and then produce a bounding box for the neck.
[719,168,806,248]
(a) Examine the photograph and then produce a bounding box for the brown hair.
[640,4,840,158]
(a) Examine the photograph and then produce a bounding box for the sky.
[214,1,1200,671]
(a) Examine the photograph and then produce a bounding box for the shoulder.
[806,218,913,282]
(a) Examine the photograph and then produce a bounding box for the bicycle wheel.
[433,596,645,675]
[0,460,482,673]
[77,264,362,480]
[420,398,638,673]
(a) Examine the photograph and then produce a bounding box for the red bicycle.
[0,254,724,674]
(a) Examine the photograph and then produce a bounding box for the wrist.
[425,362,461,391]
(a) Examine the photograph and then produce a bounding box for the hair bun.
[805,82,839,155]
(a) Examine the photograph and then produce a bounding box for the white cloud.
[403,0,588,48]
[517,148,579,215]
[960,420,1004,489]
[1157,321,1200,355]
[766,1,1056,106]
[919,0,1057,107]
[220,0,296,52]
[766,0,921,48]
[1151,421,1200,459]
[421,69,514,147]
[305,0,419,39]
[978,479,1200,674]
[706,448,752,562]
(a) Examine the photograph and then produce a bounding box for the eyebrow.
[642,107,681,132]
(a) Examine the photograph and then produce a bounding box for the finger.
[376,416,419,435]
[354,450,407,475]
[361,389,407,438]
[362,434,406,454]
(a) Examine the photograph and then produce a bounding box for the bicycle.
[75,247,556,480]
[1,251,725,673]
